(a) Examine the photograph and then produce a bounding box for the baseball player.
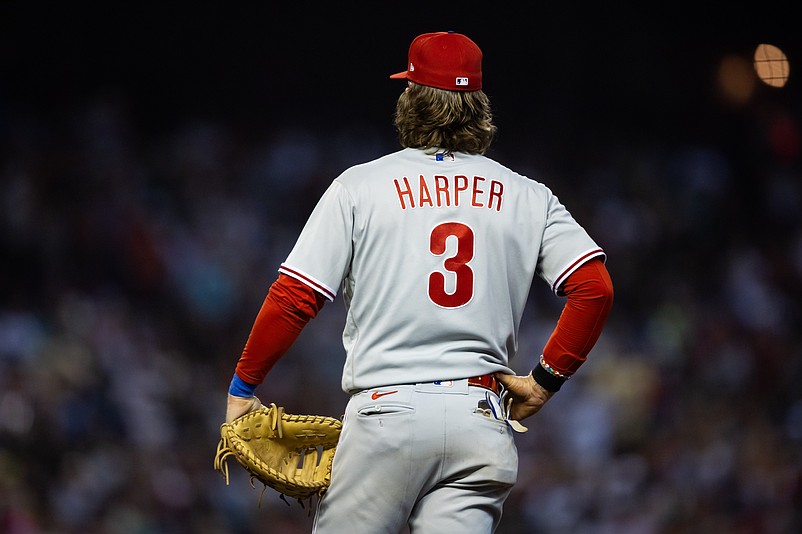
[224,31,614,533]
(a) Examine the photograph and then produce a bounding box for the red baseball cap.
[390,31,482,91]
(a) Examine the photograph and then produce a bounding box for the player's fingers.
[493,371,516,388]
[493,372,530,396]
[495,373,554,421]
[507,402,531,421]
[509,394,546,421]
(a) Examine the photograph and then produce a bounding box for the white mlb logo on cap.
[455,77,469,86]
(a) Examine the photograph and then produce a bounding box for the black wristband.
[532,362,567,392]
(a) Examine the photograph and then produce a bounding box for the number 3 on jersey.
[428,222,474,308]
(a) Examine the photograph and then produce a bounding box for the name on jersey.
[393,175,503,211]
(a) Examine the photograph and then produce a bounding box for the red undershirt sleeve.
[535,258,614,390]
[234,273,327,386]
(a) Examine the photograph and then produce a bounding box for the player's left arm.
[496,258,614,420]
[537,257,614,386]
[225,273,327,423]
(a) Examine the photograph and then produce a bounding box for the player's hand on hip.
[226,394,263,424]
[494,372,554,421]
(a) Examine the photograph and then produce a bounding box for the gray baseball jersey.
[279,147,604,393]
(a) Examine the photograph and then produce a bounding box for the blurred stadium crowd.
[2,62,802,533]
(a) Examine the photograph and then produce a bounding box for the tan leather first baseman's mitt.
[214,403,342,506]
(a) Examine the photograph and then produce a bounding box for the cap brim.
[389,71,409,79]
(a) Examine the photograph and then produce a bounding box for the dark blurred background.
[1,3,801,533]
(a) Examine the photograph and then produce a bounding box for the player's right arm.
[225,273,327,423]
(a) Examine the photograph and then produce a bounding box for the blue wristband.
[228,374,258,397]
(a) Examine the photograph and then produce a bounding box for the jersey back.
[280,148,604,393]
